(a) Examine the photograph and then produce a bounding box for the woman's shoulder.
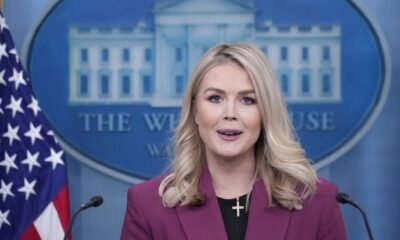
[128,174,167,196]
[128,174,172,205]
[316,177,339,195]
[123,173,180,234]
[304,176,339,205]
[290,179,346,239]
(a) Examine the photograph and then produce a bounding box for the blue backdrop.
[3,0,400,239]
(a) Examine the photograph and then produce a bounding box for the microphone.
[336,192,374,240]
[63,195,104,240]
[80,195,104,210]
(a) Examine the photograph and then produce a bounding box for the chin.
[215,149,244,158]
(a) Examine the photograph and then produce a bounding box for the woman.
[121,43,346,240]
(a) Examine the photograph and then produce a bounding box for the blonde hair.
[159,43,317,210]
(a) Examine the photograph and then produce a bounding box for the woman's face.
[194,62,262,161]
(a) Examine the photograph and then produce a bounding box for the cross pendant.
[232,197,245,217]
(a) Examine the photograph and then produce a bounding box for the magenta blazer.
[121,168,346,240]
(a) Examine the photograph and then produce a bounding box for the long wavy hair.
[159,43,317,210]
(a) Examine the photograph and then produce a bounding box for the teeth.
[219,131,241,136]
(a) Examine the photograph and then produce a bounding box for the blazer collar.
[176,166,227,240]
[245,178,292,239]
[176,166,292,240]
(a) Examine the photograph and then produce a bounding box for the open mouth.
[216,129,243,136]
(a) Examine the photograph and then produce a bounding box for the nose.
[223,100,237,121]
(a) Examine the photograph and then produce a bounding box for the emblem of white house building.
[27,0,389,181]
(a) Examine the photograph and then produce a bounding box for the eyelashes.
[207,95,222,103]
[207,95,256,105]
[241,96,256,105]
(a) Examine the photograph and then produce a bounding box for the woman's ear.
[194,111,199,125]
[193,100,199,125]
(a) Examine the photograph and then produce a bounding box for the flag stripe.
[0,11,71,239]
[19,224,41,240]
[53,186,71,232]
[34,202,65,240]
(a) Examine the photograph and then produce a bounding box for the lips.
[216,129,243,141]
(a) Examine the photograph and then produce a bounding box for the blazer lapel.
[245,179,292,240]
[176,167,227,240]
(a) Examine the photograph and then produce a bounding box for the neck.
[207,153,256,199]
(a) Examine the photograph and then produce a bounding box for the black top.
[217,193,250,240]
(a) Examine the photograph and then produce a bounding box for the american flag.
[0,11,71,240]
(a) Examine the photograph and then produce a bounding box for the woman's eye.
[207,95,222,103]
[241,97,256,105]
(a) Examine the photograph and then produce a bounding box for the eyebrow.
[203,87,255,95]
